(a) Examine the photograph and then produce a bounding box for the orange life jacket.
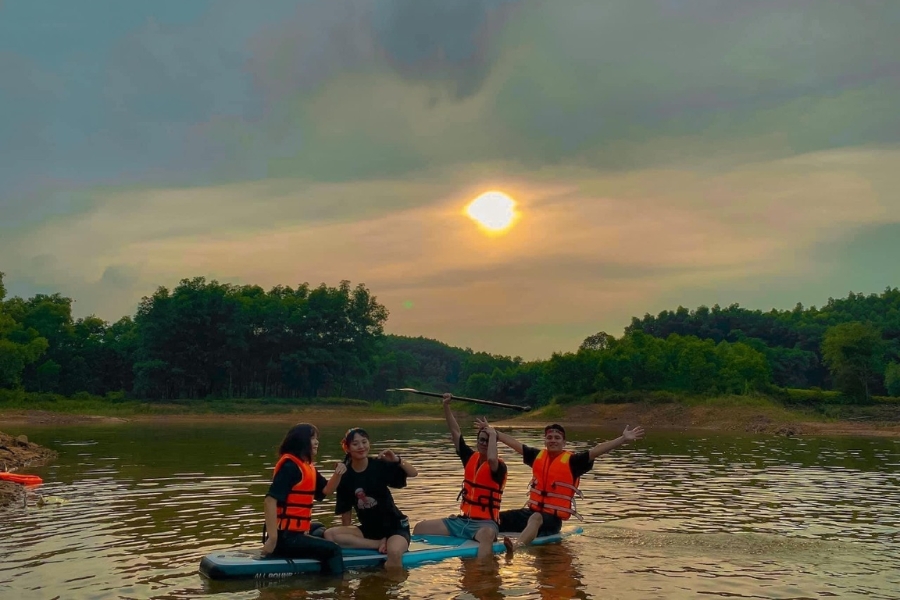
[273,454,317,533]
[527,450,583,520]
[459,453,506,522]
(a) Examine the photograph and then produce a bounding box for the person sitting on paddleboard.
[323,427,419,570]
[262,422,346,574]
[413,393,510,561]
[491,421,645,547]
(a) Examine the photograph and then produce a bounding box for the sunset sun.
[465,191,519,234]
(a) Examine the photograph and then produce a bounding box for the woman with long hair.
[323,427,418,570]
[262,422,347,574]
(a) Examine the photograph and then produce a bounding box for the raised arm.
[587,425,645,461]
[443,393,462,448]
[476,416,524,455]
[481,421,500,472]
[322,462,347,496]
[379,449,419,477]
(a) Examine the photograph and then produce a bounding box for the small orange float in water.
[0,472,43,486]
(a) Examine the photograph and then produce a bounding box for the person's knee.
[474,526,496,543]
[386,536,407,558]
[527,512,543,527]
[323,528,337,541]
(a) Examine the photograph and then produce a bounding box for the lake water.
[1,421,898,599]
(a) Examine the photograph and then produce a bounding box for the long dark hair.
[278,423,319,463]
[341,427,370,464]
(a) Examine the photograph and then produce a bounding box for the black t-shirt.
[456,435,508,486]
[522,445,594,479]
[266,458,328,502]
[334,458,408,531]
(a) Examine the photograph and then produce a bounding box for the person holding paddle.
[490,421,645,547]
[323,427,419,570]
[262,422,346,574]
[412,393,510,561]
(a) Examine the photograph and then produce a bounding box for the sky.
[1,0,899,360]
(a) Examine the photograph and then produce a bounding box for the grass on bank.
[0,389,457,418]
[1,388,897,421]
[526,388,900,424]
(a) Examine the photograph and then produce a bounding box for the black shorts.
[359,517,411,543]
[498,508,562,537]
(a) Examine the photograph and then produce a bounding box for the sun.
[465,191,519,234]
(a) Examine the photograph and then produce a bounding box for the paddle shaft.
[387,388,531,412]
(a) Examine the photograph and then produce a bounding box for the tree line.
[1,272,898,406]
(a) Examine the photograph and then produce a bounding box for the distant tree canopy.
[0,271,898,406]
[625,288,900,397]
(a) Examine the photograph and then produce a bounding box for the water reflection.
[459,556,504,600]
[530,543,588,600]
[339,569,411,600]
[248,568,411,600]
[1,423,898,600]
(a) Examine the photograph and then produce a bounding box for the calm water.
[1,421,899,600]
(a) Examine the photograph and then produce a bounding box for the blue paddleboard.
[199,526,583,580]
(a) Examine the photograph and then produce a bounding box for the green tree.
[0,273,50,388]
[464,372,494,400]
[885,362,900,397]
[714,341,770,394]
[821,322,885,402]
[580,331,615,351]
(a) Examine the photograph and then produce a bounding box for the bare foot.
[503,536,515,557]
[377,538,388,554]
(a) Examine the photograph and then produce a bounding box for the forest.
[2,271,899,408]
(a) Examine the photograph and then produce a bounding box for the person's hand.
[442,392,452,406]
[622,425,645,442]
[333,462,347,476]
[262,535,277,556]
[475,417,494,435]
[379,449,401,463]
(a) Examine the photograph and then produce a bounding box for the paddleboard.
[0,472,43,486]
[199,525,583,580]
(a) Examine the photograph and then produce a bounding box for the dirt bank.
[0,430,59,508]
[502,402,900,437]
[0,409,439,427]
[2,402,899,437]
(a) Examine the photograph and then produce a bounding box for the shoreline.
[0,430,59,508]
[2,402,900,437]
[3,401,898,508]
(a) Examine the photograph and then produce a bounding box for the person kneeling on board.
[262,422,346,575]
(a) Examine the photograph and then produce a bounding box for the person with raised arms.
[487,420,645,547]
[413,393,510,561]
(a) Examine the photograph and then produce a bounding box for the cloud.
[3,0,898,200]
[190,0,900,184]
[4,146,898,357]
[3,1,900,357]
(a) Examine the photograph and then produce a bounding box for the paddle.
[386,388,531,412]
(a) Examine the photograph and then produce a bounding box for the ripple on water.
[1,424,898,599]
